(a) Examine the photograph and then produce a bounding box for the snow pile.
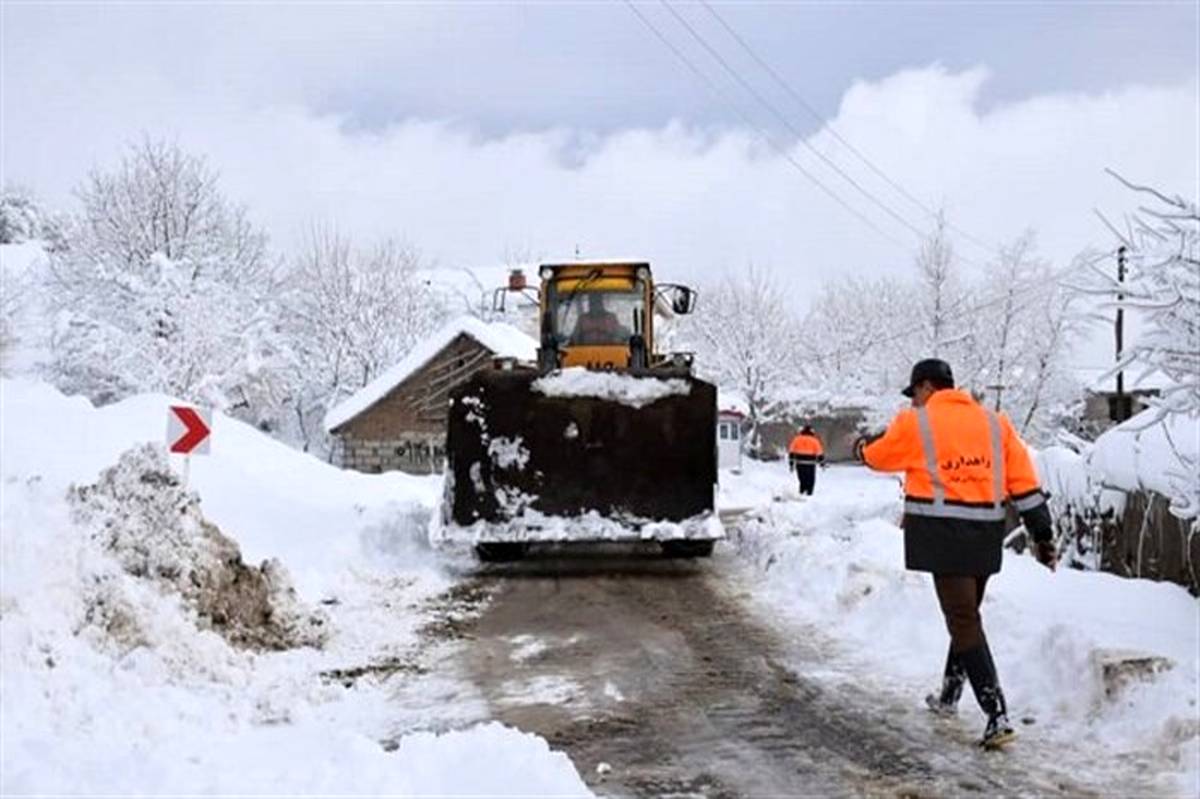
[1,378,593,794]
[1,377,444,598]
[386,722,591,796]
[532,367,691,408]
[69,444,327,651]
[325,315,537,433]
[728,464,1199,794]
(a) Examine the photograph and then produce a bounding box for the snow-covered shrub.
[0,187,66,250]
[69,443,327,651]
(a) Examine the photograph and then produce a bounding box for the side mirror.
[671,286,697,315]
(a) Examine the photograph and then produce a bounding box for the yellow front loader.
[440,261,720,561]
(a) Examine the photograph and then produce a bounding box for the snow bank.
[1,378,592,794]
[2,377,443,599]
[532,367,691,408]
[69,444,328,651]
[729,465,1199,794]
[325,315,537,433]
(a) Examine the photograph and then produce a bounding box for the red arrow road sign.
[168,406,211,455]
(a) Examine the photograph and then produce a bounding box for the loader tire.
[661,540,714,559]
[475,542,529,562]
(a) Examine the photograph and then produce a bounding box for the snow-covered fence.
[1036,440,1200,595]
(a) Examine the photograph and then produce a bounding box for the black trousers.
[795,463,817,495]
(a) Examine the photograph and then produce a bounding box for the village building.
[1075,365,1168,428]
[325,315,537,475]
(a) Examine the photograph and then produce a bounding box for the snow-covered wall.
[1036,411,1200,593]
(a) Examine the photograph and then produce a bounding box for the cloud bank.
[4,62,1196,304]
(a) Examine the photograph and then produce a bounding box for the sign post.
[166,405,212,486]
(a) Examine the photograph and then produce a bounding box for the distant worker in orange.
[787,424,825,496]
[861,358,1056,750]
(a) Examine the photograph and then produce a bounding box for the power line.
[694,0,1004,260]
[621,0,911,250]
[660,0,929,244]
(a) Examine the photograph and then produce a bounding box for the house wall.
[332,334,495,474]
[1082,390,1157,425]
[756,412,868,463]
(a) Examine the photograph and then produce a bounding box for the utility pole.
[1115,245,1128,421]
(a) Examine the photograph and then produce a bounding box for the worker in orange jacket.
[787,424,825,496]
[861,358,1056,750]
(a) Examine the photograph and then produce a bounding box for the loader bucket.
[441,368,719,544]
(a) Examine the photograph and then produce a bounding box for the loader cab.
[537,261,695,372]
[539,262,651,371]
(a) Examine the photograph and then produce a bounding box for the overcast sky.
[3,1,1198,366]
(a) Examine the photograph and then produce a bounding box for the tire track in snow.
[448,545,1110,797]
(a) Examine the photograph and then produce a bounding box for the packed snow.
[721,461,1200,796]
[531,367,691,408]
[0,378,592,794]
[436,506,724,545]
[324,315,537,433]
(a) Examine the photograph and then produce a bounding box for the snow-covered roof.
[324,316,538,433]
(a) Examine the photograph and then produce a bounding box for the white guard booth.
[717,408,745,472]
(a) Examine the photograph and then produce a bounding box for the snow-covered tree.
[281,226,447,452]
[799,227,1081,443]
[914,212,969,359]
[683,266,804,452]
[43,140,286,424]
[66,139,268,283]
[799,274,916,396]
[1017,278,1087,439]
[1095,172,1199,517]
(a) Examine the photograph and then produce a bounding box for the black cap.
[902,358,954,398]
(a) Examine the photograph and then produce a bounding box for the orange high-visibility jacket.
[788,433,824,464]
[863,389,1047,523]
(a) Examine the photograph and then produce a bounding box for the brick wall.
[332,333,495,475]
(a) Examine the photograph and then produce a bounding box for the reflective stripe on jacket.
[862,389,1052,574]
[862,389,1045,519]
[788,433,824,464]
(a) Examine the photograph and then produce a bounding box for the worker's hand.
[1034,540,1058,572]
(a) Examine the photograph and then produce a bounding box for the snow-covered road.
[3,380,1194,795]
[440,542,1168,797]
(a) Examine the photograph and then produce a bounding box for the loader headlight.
[636,266,650,282]
[539,266,554,280]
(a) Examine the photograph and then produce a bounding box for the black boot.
[924,647,965,716]
[959,642,1016,749]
